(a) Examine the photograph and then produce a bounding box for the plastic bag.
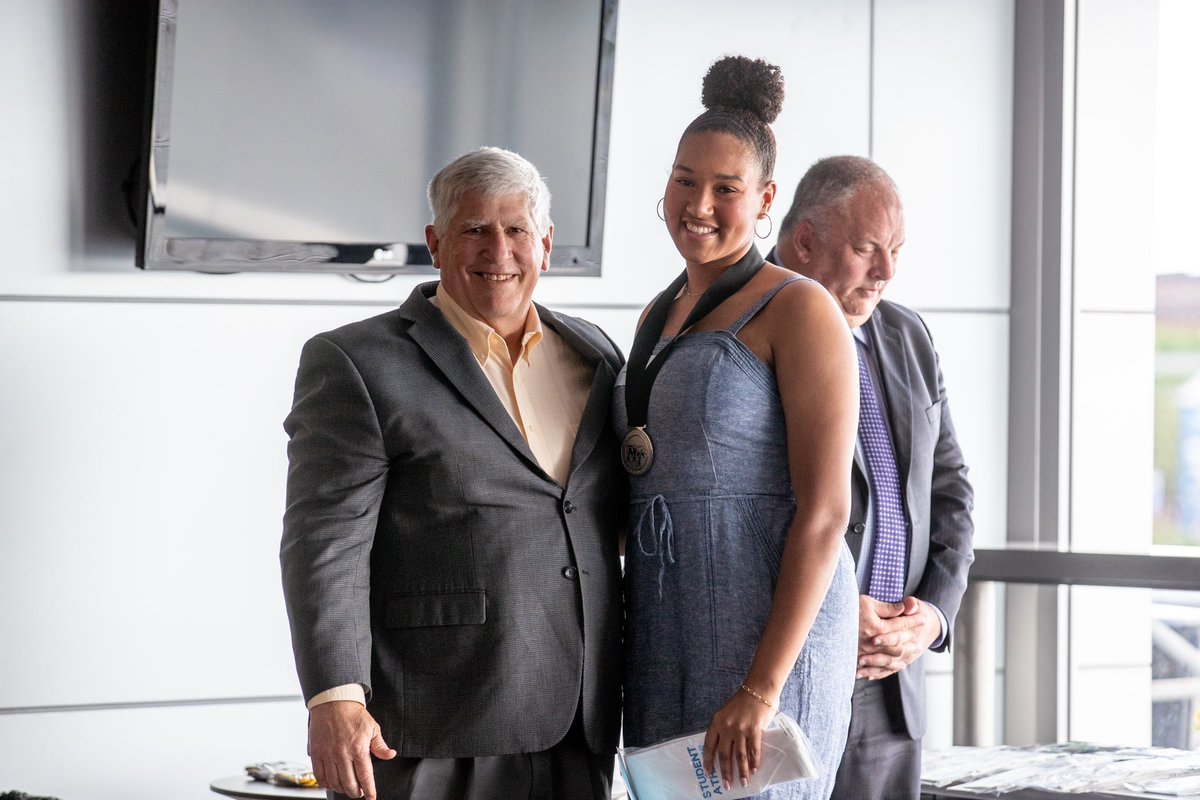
[618,712,819,800]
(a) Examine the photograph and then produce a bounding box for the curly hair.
[681,55,785,185]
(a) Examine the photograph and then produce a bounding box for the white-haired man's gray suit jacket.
[280,282,626,760]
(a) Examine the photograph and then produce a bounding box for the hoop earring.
[656,198,666,222]
[755,213,773,239]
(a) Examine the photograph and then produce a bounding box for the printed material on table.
[245,761,318,788]
[922,743,1200,796]
[618,712,818,800]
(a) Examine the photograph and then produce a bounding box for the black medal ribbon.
[622,245,766,474]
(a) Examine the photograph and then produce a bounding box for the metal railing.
[953,548,1200,747]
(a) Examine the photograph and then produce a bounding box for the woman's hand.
[702,686,779,790]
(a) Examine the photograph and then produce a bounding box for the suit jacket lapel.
[539,305,616,484]
[401,284,544,474]
[867,312,914,493]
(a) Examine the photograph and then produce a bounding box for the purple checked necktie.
[857,343,908,602]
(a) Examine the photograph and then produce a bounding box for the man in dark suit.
[769,156,975,800]
[280,147,625,800]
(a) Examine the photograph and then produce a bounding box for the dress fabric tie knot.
[635,494,675,601]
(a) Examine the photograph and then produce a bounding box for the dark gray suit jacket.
[845,300,975,740]
[280,282,626,759]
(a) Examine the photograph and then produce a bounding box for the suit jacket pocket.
[384,590,486,628]
[925,400,942,426]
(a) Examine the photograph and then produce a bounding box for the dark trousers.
[335,707,611,800]
[830,677,921,800]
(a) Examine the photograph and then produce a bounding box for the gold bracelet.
[739,683,774,709]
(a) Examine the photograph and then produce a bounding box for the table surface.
[210,775,325,800]
[212,765,631,799]
[923,787,1143,800]
[923,787,1200,800]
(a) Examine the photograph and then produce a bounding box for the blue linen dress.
[615,277,858,800]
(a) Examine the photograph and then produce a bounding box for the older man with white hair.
[281,147,626,800]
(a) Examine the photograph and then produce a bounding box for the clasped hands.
[856,594,941,680]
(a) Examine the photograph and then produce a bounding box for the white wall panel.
[920,311,1009,550]
[0,300,376,706]
[0,700,308,800]
[1,2,72,272]
[873,0,1014,312]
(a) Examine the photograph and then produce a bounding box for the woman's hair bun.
[701,55,784,125]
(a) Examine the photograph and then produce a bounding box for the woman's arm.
[702,279,859,787]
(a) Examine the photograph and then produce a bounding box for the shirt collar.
[434,283,543,366]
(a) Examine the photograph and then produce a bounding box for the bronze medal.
[621,426,654,476]
[623,247,765,479]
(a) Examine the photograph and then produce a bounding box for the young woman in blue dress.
[617,56,861,798]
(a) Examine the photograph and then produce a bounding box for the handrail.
[968,548,1200,591]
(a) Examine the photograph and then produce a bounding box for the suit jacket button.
[852,522,866,534]
[562,566,579,580]
[563,500,576,514]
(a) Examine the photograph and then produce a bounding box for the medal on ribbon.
[621,426,654,476]
[622,246,766,476]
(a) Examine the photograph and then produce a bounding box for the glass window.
[1153,0,1200,548]
[1070,0,1200,751]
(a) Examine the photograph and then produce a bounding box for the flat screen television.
[136,0,617,274]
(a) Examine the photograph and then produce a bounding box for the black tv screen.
[137,0,616,274]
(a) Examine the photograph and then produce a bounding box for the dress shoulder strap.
[728,275,811,334]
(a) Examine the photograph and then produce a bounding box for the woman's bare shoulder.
[758,266,844,334]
